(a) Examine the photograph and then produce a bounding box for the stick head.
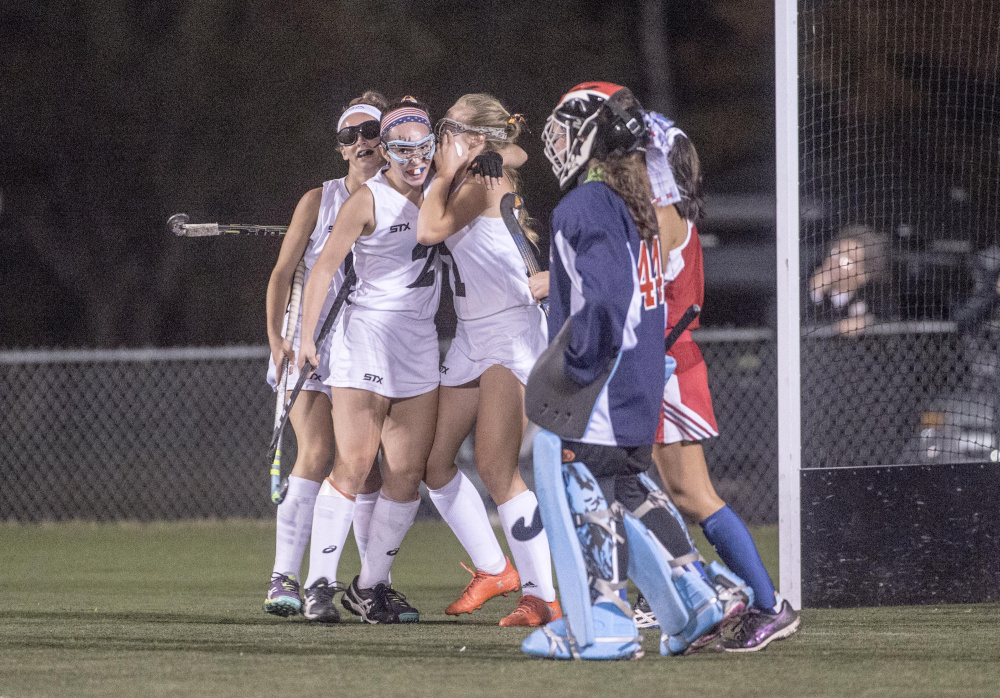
[167,213,190,236]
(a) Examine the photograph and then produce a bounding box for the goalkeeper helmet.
[542,81,648,190]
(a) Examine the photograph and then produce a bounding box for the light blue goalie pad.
[662,569,726,655]
[708,560,755,611]
[522,601,642,661]
[622,512,690,636]
[531,429,595,648]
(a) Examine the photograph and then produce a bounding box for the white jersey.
[352,170,440,320]
[298,178,351,342]
[266,177,351,395]
[443,208,536,320]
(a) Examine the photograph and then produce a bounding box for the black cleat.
[302,578,343,623]
[383,585,419,623]
[342,576,419,624]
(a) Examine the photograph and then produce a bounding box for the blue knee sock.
[701,506,777,611]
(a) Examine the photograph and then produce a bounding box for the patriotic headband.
[381,106,432,138]
[337,104,382,132]
[644,111,684,208]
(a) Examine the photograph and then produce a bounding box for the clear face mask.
[382,133,436,165]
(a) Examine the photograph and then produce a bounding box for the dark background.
[1,0,994,349]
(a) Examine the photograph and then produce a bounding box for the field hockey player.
[263,91,389,620]
[417,94,560,627]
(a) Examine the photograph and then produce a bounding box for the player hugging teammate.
[265,93,555,626]
[261,83,798,655]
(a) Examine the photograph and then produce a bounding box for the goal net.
[779,0,1000,607]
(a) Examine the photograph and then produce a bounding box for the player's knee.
[476,461,521,502]
[672,488,723,522]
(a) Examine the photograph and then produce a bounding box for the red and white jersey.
[663,220,704,331]
[444,209,536,321]
[352,170,441,320]
[662,220,707,374]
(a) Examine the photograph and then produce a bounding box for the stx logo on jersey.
[363,373,383,384]
[389,222,411,234]
[637,237,666,310]
[439,364,449,374]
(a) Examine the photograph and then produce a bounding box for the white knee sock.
[304,480,356,588]
[357,494,420,589]
[353,491,379,562]
[272,476,321,579]
[498,490,556,602]
[428,471,506,575]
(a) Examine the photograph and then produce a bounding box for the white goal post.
[775,0,802,610]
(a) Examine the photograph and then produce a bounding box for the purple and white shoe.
[720,599,801,652]
[263,573,302,617]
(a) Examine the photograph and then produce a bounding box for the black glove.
[467,151,503,180]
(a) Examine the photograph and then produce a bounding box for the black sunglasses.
[337,119,381,145]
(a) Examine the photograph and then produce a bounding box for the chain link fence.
[0,334,779,525]
[4,322,996,525]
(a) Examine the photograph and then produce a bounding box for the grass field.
[1,520,998,698]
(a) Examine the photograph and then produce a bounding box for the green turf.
[1,520,998,697]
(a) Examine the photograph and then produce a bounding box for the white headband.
[337,104,383,132]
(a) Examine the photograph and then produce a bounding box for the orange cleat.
[445,558,520,615]
[499,594,563,627]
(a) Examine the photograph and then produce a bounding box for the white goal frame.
[775,0,802,610]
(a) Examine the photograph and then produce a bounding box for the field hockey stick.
[167,213,287,238]
[270,258,306,505]
[665,304,701,352]
[267,266,357,472]
[499,192,549,314]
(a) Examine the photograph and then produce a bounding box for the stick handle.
[665,304,701,352]
[499,192,548,314]
[270,259,306,504]
[268,266,357,457]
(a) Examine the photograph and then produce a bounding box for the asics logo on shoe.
[511,506,544,541]
[387,548,400,556]
[323,545,338,553]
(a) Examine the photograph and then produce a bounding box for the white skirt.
[325,305,440,399]
[266,308,340,399]
[441,304,547,386]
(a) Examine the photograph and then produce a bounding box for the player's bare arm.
[266,187,322,368]
[298,185,374,371]
[417,130,490,244]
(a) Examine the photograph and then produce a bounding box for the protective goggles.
[434,117,508,142]
[337,119,381,146]
[382,133,436,164]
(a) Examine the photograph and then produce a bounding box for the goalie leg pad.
[708,560,755,613]
[661,568,726,655]
[622,512,690,636]
[529,429,595,648]
[522,601,642,661]
[524,430,639,660]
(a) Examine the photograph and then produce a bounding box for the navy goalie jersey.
[547,180,667,448]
